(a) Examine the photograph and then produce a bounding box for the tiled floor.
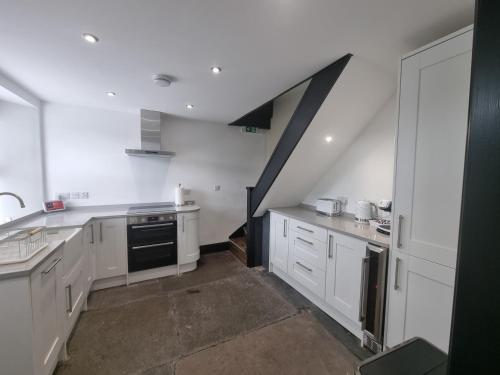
[55,251,369,375]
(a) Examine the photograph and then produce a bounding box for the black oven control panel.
[127,214,177,225]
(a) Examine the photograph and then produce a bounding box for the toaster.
[316,198,342,216]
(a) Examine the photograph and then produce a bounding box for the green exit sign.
[245,126,257,133]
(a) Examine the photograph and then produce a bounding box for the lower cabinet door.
[325,232,366,322]
[386,250,455,352]
[62,255,86,338]
[288,252,326,299]
[178,212,200,265]
[95,218,127,279]
[270,213,289,273]
[31,250,64,375]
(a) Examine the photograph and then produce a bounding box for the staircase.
[228,54,353,267]
[228,224,247,264]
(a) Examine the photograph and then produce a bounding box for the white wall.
[255,57,395,216]
[265,81,310,161]
[304,96,396,214]
[0,99,43,223]
[43,103,267,244]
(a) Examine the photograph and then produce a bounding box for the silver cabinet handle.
[328,234,333,259]
[182,216,185,233]
[297,237,314,246]
[90,223,94,244]
[131,223,174,229]
[397,215,403,248]
[66,285,73,313]
[297,226,313,233]
[99,222,103,243]
[131,242,174,250]
[283,219,287,238]
[42,257,61,275]
[295,261,312,273]
[359,257,369,321]
[394,257,402,290]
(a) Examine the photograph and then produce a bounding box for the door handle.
[394,257,402,290]
[359,257,369,321]
[297,226,313,234]
[297,237,314,246]
[131,242,175,250]
[131,223,174,230]
[90,223,94,244]
[397,215,403,248]
[328,234,333,259]
[295,261,313,273]
[66,285,73,313]
[100,222,103,242]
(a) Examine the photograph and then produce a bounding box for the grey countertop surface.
[269,206,390,247]
[0,203,200,279]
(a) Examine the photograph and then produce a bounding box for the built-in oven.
[127,213,177,272]
[360,242,389,353]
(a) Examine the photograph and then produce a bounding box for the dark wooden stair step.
[229,236,247,265]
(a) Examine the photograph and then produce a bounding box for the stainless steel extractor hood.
[125,109,176,157]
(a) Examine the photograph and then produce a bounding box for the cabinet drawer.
[290,230,327,270]
[290,219,327,243]
[288,253,326,299]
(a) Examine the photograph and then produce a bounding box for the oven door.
[127,221,177,245]
[128,240,177,272]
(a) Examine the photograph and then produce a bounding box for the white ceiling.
[0,0,473,123]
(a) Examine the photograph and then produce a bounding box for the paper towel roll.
[175,184,185,206]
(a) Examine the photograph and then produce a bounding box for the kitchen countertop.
[5,203,200,230]
[269,206,390,247]
[0,203,200,279]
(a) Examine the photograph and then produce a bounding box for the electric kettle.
[355,200,373,223]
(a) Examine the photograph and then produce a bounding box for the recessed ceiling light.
[186,104,194,110]
[211,66,222,74]
[106,92,116,97]
[82,33,99,44]
[325,135,333,143]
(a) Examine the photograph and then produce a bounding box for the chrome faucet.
[0,192,25,208]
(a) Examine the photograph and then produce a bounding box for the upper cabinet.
[392,28,473,269]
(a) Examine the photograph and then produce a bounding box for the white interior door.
[393,29,472,268]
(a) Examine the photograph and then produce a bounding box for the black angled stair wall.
[245,54,352,267]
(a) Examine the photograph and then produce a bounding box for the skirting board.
[200,241,230,254]
[271,264,363,341]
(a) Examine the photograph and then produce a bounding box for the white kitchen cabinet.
[62,254,87,339]
[31,249,64,375]
[83,221,96,293]
[269,212,290,273]
[94,218,127,280]
[387,26,472,352]
[392,28,472,269]
[386,250,455,352]
[177,211,200,265]
[325,232,366,323]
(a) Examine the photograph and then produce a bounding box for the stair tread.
[229,236,247,253]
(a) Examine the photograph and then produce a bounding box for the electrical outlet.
[214,185,221,191]
[80,192,89,199]
[183,189,191,196]
[71,192,80,200]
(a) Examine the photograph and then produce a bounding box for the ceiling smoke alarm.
[152,74,172,87]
